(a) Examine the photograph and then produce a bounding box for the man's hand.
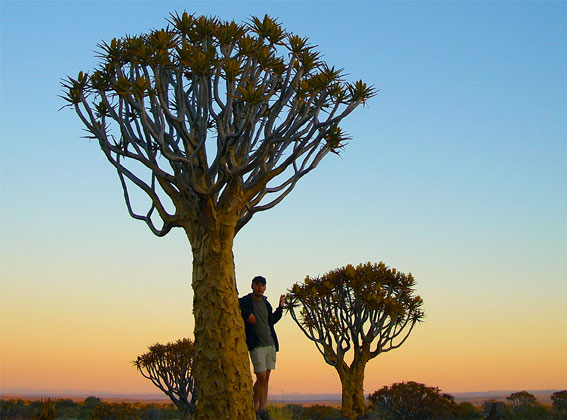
[279,294,286,308]
[247,314,257,324]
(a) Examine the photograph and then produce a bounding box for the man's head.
[251,276,267,298]
[252,275,266,285]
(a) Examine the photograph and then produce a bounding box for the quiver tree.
[134,338,196,420]
[287,262,424,419]
[368,381,456,420]
[61,12,375,420]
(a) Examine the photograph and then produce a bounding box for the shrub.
[33,398,56,420]
[303,404,341,420]
[90,402,139,420]
[369,381,456,420]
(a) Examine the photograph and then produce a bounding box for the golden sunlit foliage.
[287,262,424,364]
[60,12,376,237]
[287,262,424,419]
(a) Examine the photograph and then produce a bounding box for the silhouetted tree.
[287,262,424,419]
[134,338,195,420]
[368,381,456,420]
[62,12,375,420]
[552,391,567,420]
[83,397,102,409]
[33,399,56,420]
[0,399,33,420]
[79,396,102,420]
[454,401,481,419]
[505,391,548,420]
[506,391,537,410]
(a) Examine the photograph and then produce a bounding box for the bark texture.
[337,359,368,419]
[187,220,254,420]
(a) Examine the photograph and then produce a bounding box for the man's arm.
[272,305,283,324]
[239,296,256,324]
[272,294,286,324]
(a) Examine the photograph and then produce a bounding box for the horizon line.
[1,388,563,399]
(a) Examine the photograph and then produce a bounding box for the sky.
[1,0,566,399]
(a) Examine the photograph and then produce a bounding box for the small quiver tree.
[61,12,375,420]
[134,338,196,420]
[368,381,456,420]
[287,262,424,419]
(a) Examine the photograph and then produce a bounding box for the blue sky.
[1,1,566,395]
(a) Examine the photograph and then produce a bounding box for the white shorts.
[250,345,276,373]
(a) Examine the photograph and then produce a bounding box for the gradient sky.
[1,0,566,398]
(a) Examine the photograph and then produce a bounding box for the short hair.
[252,275,266,284]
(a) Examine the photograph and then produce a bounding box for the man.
[239,276,285,420]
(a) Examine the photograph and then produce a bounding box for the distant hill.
[451,390,559,405]
[270,390,561,405]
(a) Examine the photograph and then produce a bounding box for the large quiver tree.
[62,12,375,420]
[287,262,424,419]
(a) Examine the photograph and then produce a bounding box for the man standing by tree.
[62,12,375,418]
[240,276,285,420]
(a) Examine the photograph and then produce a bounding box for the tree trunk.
[338,364,367,419]
[187,221,255,420]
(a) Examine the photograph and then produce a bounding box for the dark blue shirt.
[239,293,283,351]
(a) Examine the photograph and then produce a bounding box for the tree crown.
[287,262,424,366]
[61,13,376,237]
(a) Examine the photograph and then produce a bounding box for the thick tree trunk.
[338,364,367,419]
[187,221,255,420]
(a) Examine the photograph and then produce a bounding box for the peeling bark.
[338,362,367,419]
[188,221,255,420]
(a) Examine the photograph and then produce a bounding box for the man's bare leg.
[254,371,269,411]
[261,370,271,409]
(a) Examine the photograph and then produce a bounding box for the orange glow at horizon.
[2,305,566,396]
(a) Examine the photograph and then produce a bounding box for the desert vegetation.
[2,389,565,419]
[0,397,177,420]
[55,6,565,420]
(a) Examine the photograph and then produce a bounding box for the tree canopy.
[287,262,424,418]
[552,390,567,419]
[61,13,375,237]
[368,381,456,420]
[134,338,196,420]
[287,262,424,366]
